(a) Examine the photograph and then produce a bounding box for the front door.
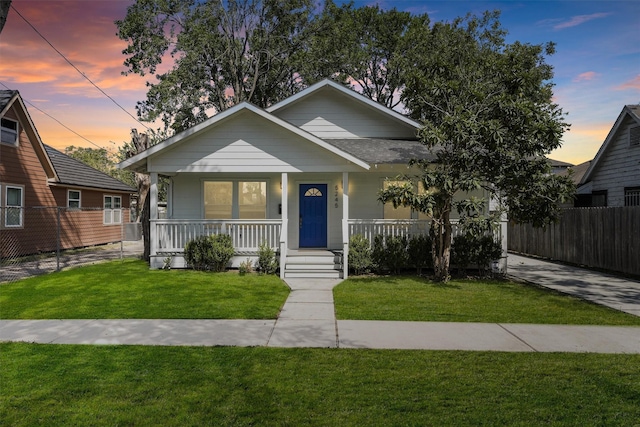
[299,184,327,248]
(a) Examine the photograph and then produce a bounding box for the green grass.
[334,276,640,325]
[0,259,289,319]
[1,343,639,426]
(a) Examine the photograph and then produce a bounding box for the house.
[576,105,640,207]
[547,158,573,175]
[0,90,135,258]
[119,79,507,278]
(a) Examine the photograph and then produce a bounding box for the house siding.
[148,110,363,174]
[589,115,640,206]
[271,88,417,139]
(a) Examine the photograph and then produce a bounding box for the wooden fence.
[508,207,640,276]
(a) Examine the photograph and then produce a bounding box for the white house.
[577,105,640,207]
[119,79,506,278]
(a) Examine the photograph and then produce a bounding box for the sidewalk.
[507,253,640,317]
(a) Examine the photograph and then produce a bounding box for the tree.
[116,0,320,133]
[301,1,429,109]
[0,0,11,34]
[379,11,575,282]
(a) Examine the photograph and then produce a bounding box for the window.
[104,195,122,224]
[204,181,267,219]
[383,180,412,219]
[1,117,18,145]
[591,190,607,207]
[630,126,640,147]
[68,190,81,209]
[5,185,24,227]
[625,187,640,206]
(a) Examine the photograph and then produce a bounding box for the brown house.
[1,90,135,258]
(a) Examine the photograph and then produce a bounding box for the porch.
[151,218,508,279]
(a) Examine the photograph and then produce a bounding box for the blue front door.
[299,184,327,248]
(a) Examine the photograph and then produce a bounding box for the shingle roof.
[323,138,437,164]
[44,145,135,193]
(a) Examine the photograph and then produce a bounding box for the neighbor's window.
[204,181,233,219]
[239,181,266,219]
[625,187,640,207]
[5,185,24,227]
[104,195,122,224]
[383,180,412,220]
[1,117,18,145]
[68,190,81,209]
[591,191,607,207]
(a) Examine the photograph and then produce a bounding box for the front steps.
[283,250,343,279]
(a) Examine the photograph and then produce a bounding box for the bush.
[452,234,502,275]
[408,234,432,275]
[371,234,386,274]
[385,235,408,274]
[239,258,253,275]
[184,234,235,272]
[348,234,372,275]
[257,240,278,275]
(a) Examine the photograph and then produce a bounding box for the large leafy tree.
[116,0,319,133]
[379,11,575,282]
[302,1,429,109]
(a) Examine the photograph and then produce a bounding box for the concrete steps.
[284,250,343,279]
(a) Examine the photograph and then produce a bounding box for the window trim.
[1,117,19,146]
[4,184,24,228]
[67,190,81,209]
[103,194,123,225]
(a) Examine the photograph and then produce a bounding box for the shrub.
[257,240,278,275]
[385,235,409,274]
[371,234,386,273]
[239,258,253,275]
[184,234,234,272]
[452,234,502,275]
[408,234,432,275]
[348,234,372,275]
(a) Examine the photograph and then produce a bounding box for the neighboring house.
[557,160,592,207]
[576,105,640,207]
[119,79,506,278]
[0,90,135,258]
[547,158,573,175]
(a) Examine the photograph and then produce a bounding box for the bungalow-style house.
[576,105,640,207]
[0,90,135,258]
[119,79,507,278]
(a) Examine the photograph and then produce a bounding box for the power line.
[1,80,112,152]
[10,4,151,131]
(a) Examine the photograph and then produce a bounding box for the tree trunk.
[141,192,150,262]
[431,208,452,282]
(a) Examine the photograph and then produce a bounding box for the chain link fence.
[0,207,143,284]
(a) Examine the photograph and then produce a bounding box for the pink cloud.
[553,12,612,30]
[573,72,599,83]
[615,75,640,91]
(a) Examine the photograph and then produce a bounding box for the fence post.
[56,207,61,272]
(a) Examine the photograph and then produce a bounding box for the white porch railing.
[153,219,282,254]
[347,219,464,242]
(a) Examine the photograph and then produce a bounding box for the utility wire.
[10,4,151,131]
[1,80,112,153]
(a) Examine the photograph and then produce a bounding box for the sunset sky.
[1,0,638,165]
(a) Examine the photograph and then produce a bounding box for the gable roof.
[1,89,58,180]
[267,79,421,130]
[558,160,591,186]
[44,145,135,193]
[119,101,370,172]
[581,105,640,185]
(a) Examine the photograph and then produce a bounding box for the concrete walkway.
[2,254,640,353]
[507,253,640,317]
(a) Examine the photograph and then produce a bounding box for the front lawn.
[0,259,289,319]
[1,343,639,426]
[334,276,640,325]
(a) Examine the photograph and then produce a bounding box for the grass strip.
[1,343,639,426]
[0,259,289,319]
[334,276,640,325]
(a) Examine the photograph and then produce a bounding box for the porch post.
[150,172,158,257]
[342,172,349,279]
[280,172,288,279]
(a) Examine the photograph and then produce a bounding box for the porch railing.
[347,219,464,242]
[153,219,282,254]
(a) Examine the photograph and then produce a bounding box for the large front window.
[204,181,267,219]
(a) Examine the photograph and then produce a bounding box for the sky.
[0,0,638,165]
